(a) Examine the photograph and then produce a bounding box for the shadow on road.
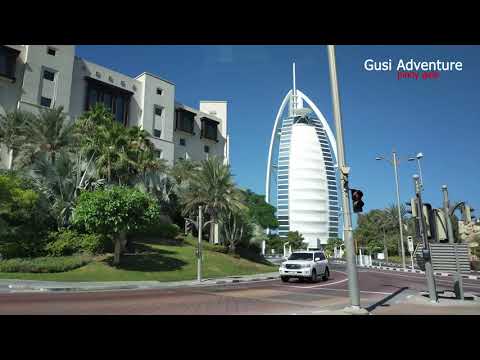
[365,287,409,312]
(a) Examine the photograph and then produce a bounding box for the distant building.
[0,45,229,168]
[265,64,339,249]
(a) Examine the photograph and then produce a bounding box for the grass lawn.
[0,238,277,282]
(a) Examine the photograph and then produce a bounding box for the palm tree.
[181,156,245,244]
[17,106,75,167]
[85,121,132,184]
[0,110,33,169]
[30,151,103,228]
[169,158,199,187]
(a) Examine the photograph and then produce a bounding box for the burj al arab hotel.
[265,63,339,249]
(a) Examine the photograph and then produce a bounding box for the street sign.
[407,236,414,253]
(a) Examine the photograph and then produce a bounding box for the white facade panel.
[288,123,330,247]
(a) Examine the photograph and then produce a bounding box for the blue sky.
[76,45,480,219]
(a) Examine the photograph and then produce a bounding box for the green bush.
[141,222,180,239]
[184,234,228,253]
[45,229,109,256]
[80,233,110,254]
[0,172,55,258]
[0,255,92,273]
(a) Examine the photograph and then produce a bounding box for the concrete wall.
[135,73,175,166]
[0,45,27,168]
[18,45,75,116]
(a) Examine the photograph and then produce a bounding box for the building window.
[43,70,55,81]
[156,88,163,95]
[179,138,186,146]
[0,45,19,81]
[47,47,56,56]
[153,106,163,138]
[175,109,195,134]
[85,77,132,125]
[154,150,162,159]
[40,96,52,108]
[201,118,219,141]
[204,145,210,153]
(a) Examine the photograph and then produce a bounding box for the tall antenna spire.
[291,62,297,116]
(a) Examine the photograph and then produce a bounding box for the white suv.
[279,250,330,283]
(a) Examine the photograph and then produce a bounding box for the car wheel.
[281,276,289,282]
[322,267,330,281]
[310,269,317,283]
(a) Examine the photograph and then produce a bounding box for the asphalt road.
[0,265,479,315]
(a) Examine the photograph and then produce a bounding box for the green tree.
[180,156,245,244]
[287,231,307,250]
[220,207,252,253]
[29,152,104,229]
[17,106,75,167]
[0,110,33,170]
[242,189,278,230]
[0,172,54,258]
[72,186,160,265]
[324,237,343,257]
[265,234,286,254]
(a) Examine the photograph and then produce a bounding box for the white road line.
[281,271,349,289]
[304,287,393,296]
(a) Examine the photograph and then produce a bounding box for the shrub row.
[184,234,228,253]
[138,222,181,239]
[45,229,111,257]
[0,255,93,273]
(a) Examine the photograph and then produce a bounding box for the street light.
[408,152,424,188]
[376,151,407,270]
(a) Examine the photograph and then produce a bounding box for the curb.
[360,265,480,280]
[214,276,278,285]
[6,275,280,293]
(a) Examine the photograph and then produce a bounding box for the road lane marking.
[304,288,393,296]
[279,271,349,289]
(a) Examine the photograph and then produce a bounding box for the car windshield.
[288,253,313,261]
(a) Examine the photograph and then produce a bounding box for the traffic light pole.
[442,185,464,299]
[414,175,437,302]
[392,151,407,270]
[197,205,203,283]
[327,45,362,312]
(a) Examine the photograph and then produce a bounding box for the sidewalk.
[0,272,280,293]
[370,291,480,315]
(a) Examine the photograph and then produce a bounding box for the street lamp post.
[408,152,424,189]
[327,45,363,312]
[376,152,407,270]
[414,175,438,302]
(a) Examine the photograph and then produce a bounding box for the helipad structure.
[265,64,339,249]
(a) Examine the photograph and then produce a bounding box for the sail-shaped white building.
[265,64,339,250]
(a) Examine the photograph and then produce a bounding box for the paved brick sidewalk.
[370,292,480,315]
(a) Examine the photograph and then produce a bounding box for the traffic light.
[406,198,418,217]
[422,203,438,241]
[350,189,364,213]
